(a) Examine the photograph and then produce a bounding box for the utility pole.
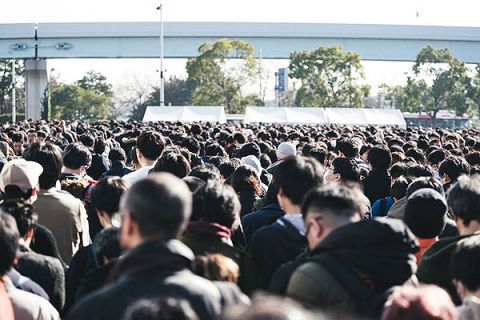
[157,2,165,106]
[11,60,16,123]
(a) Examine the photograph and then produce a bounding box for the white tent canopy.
[245,107,406,128]
[143,106,227,123]
[244,107,328,124]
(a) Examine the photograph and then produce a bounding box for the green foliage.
[468,65,480,117]
[405,45,470,125]
[76,70,112,96]
[0,60,26,115]
[186,38,259,114]
[289,45,368,108]
[50,84,110,121]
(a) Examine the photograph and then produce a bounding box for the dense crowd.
[1,119,480,320]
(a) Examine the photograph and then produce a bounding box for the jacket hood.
[311,218,419,288]
[109,239,195,282]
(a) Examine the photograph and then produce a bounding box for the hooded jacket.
[67,239,222,320]
[286,219,418,314]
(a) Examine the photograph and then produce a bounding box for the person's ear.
[453,279,466,299]
[333,173,341,182]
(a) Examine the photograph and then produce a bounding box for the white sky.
[1,0,478,100]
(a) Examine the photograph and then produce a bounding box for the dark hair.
[181,138,201,155]
[62,143,92,169]
[390,176,412,200]
[218,160,239,181]
[406,164,434,178]
[122,173,192,239]
[439,156,470,183]
[407,176,444,198]
[136,131,165,161]
[308,148,327,164]
[0,200,37,237]
[205,143,226,158]
[404,189,447,239]
[404,148,426,164]
[301,183,364,219]
[123,298,198,320]
[93,227,121,266]
[259,154,272,169]
[450,237,480,292]
[91,177,128,217]
[390,162,408,180]
[189,164,221,183]
[465,152,480,166]
[231,165,263,196]
[94,139,107,154]
[447,175,480,226]
[233,132,246,144]
[428,149,447,166]
[331,157,360,182]
[151,152,191,178]
[109,148,127,162]
[367,145,392,171]
[0,213,19,276]
[23,142,63,189]
[191,182,240,228]
[335,138,358,158]
[79,134,95,148]
[275,156,323,205]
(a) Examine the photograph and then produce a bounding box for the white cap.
[0,159,43,192]
[241,155,262,178]
[276,142,297,160]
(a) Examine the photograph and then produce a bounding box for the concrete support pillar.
[25,59,47,121]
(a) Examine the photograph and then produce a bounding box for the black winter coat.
[67,239,223,320]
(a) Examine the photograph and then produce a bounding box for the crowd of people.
[0,119,480,320]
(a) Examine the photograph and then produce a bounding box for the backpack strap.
[379,197,388,217]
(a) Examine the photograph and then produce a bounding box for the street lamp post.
[157,2,165,107]
[11,60,16,123]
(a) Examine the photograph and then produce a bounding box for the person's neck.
[458,220,480,236]
[283,203,301,215]
[62,167,81,176]
[139,159,156,168]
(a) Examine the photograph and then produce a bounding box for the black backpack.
[310,253,393,318]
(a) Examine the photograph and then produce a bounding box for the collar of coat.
[108,239,195,282]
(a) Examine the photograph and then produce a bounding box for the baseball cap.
[404,188,447,239]
[0,159,43,193]
[276,142,297,160]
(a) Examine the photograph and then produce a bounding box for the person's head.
[151,152,191,178]
[334,138,359,158]
[276,142,297,161]
[119,173,192,249]
[237,142,261,159]
[123,297,199,320]
[381,286,457,320]
[0,159,43,202]
[404,189,447,240]
[23,142,63,190]
[406,176,444,198]
[390,162,408,181]
[274,156,323,213]
[224,294,316,320]
[92,227,121,266]
[91,177,128,228]
[0,200,37,246]
[136,131,166,165]
[367,145,392,172]
[195,254,240,283]
[11,132,24,156]
[390,176,412,200]
[301,183,364,249]
[62,143,92,175]
[405,164,434,178]
[231,165,263,196]
[190,181,241,231]
[447,175,480,234]
[439,156,470,185]
[93,139,106,155]
[79,133,95,149]
[0,212,19,276]
[451,237,480,299]
[325,157,360,183]
[308,147,327,165]
[108,147,127,164]
[189,164,221,183]
[218,160,239,181]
